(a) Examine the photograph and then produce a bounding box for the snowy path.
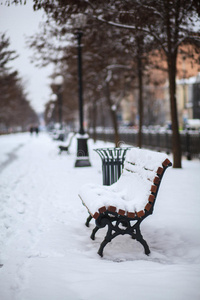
[0,132,200,300]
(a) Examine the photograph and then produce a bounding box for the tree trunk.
[164,1,182,168]
[100,101,106,143]
[168,55,182,168]
[137,55,143,148]
[92,99,97,143]
[105,81,120,147]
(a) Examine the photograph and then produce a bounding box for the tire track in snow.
[0,143,24,174]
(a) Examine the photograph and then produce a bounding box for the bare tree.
[12,0,200,166]
[27,9,135,145]
[86,0,200,167]
[0,33,38,131]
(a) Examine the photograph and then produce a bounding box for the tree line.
[5,0,200,167]
[0,33,39,133]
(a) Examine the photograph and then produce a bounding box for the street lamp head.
[73,13,87,30]
[54,75,64,86]
[50,93,57,102]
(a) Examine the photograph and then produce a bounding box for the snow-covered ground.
[0,132,199,300]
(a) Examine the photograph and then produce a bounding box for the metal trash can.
[94,147,131,185]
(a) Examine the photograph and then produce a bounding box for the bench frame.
[84,158,172,257]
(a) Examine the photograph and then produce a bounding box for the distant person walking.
[30,126,34,135]
[30,125,39,136]
[35,127,39,135]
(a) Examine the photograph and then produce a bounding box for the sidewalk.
[0,132,200,300]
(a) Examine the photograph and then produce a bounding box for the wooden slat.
[157,167,163,175]
[99,206,106,213]
[148,194,155,203]
[93,212,99,219]
[145,203,152,211]
[153,176,160,185]
[118,209,126,216]
[151,185,157,193]
[162,158,171,167]
[108,206,116,213]
[127,212,135,218]
[137,210,145,218]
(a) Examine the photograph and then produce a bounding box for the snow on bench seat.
[79,148,171,220]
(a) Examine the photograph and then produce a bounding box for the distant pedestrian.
[35,127,39,135]
[30,126,34,135]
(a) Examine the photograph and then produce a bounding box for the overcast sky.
[0,1,54,113]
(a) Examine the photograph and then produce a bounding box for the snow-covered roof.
[177,73,200,85]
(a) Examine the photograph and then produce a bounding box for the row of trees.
[7,0,199,167]
[0,33,39,132]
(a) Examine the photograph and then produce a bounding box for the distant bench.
[58,132,75,154]
[79,148,172,257]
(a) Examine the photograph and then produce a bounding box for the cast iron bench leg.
[98,237,110,257]
[85,215,92,227]
[90,226,99,240]
[133,226,150,255]
[135,235,150,255]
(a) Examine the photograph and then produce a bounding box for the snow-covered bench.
[79,148,172,257]
[58,132,75,154]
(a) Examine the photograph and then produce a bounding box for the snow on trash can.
[94,147,131,185]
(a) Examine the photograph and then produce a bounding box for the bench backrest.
[67,132,75,146]
[120,148,172,217]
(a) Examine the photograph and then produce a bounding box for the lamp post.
[49,93,57,123]
[54,75,64,129]
[74,14,91,167]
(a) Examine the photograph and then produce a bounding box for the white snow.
[0,132,200,300]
